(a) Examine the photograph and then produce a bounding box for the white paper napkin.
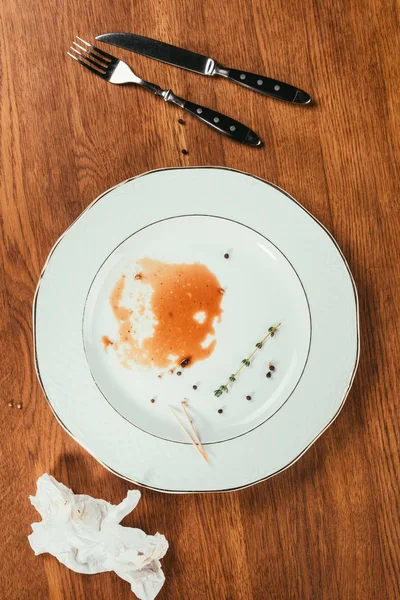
[28,474,168,599]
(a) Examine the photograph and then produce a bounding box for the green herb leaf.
[212,323,281,400]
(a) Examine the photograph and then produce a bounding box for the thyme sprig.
[214,323,281,397]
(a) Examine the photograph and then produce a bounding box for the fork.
[68,37,262,147]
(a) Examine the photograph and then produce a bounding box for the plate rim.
[33,166,360,493]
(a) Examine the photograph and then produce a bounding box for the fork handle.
[182,99,261,146]
[137,81,262,146]
[165,92,261,146]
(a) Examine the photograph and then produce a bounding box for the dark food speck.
[218,409,223,414]
[266,371,272,378]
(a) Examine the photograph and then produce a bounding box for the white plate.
[34,168,359,493]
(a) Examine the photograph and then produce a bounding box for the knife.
[96,33,311,105]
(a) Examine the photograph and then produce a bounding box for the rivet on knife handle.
[180,99,262,146]
[217,66,311,104]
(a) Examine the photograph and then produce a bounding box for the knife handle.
[221,67,311,104]
[178,98,261,146]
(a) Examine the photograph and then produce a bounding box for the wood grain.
[1,0,399,598]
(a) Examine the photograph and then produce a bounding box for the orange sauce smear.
[108,259,223,369]
[101,335,113,350]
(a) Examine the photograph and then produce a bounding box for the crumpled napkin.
[28,474,168,600]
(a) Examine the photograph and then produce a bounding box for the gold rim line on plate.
[32,166,360,493]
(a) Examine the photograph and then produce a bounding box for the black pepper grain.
[181,149,189,155]
[177,371,182,376]
[218,409,223,414]
[193,385,197,390]
[150,398,155,404]
[224,253,229,259]
[266,371,272,378]
[269,363,275,371]
[246,395,252,401]
[178,118,185,125]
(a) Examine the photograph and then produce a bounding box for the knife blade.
[96,33,311,105]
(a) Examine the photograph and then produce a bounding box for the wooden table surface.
[1,0,399,598]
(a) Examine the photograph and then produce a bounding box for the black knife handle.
[224,68,311,104]
[180,99,262,146]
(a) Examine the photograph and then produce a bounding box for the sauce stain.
[107,259,223,369]
[101,335,113,350]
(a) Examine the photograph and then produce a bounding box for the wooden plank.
[0,0,399,597]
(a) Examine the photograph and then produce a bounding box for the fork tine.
[69,46,107,72]
[71,41,109,67]
[75,36,116,62]
[67,51,106,78]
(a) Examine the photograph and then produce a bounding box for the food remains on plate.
[103,258,224,371]
[214,323,281,397]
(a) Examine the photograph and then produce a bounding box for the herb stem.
[214,322,281,397]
